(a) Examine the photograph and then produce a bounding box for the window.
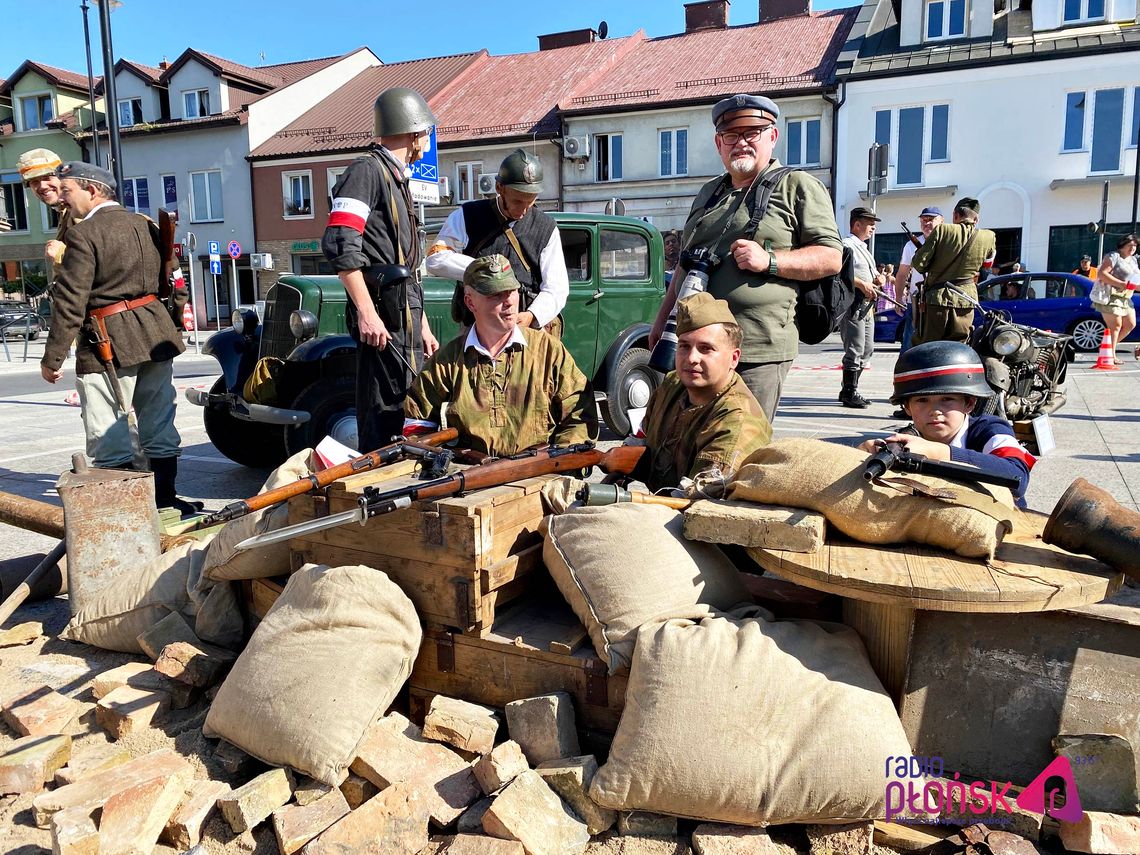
[897,107,925,185]
[561,228,592,282]
[326,167,347,208]
[122,177,151,216]
[118,98,143,127]
[600,229,648,280]
[874,110,891,146]
[19,94,53,131]
[282,171,313,218]
[161,174,177,208]
[1131,89,1140,148]
[183,89,211,119]
[41,200,61,231]
[189,169,223,222]
[875,104,950,186]
[659,129,688,177]
[785,118,821,167]
[1,173,29,232]
[1063,92,1086,151]
[455,161,482,203]
[1063,0,1105,23]
[926,0,966,39]
[930,105,949,161]
[595,133,623,182]
[1090,88,1125,173]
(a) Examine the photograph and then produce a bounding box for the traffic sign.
[228,240,242,259]
[408,128,440,205]
[173,243,184,258]
[208,240,220,255]
[210,259,222,275]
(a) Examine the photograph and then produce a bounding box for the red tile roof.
[160,48,348,91]
[116,59,164,84]
[250,52,485,159]
[562,11,859,114]
[432,33,646,144]
[0,60,100,95]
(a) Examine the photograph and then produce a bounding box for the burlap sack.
[203,563,421,785]
[590,606,912,824]
[203,448,315,582]
[539,475,586,515]
[729,439,1014,559]
[542,503,750,673]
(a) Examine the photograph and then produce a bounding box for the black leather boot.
[149,456,204,517]
[839,368,870,408]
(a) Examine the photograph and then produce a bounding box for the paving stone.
[338,771,378,809]
[218,767,295,833]
[504,693,580,766]
[301,780,430,855]
[154,640,235,688]
[0,620,43,647]
[692,824,783,854]
[422,695,501,755]
[457,796,493,834]
[136,610,201,661]
[92,660,195,709]
[1,684,83,736]
[161,778,230,849]
[1053,734,1139,814]
[684,500,826,552]
[1059,811,1140,854]
[806,821,874,855]
[273,786,351,854]
[442,833,525,854]
[95,684,171,739]
[482,769,590,855]
[618,811,677,838]
[97,772,186,855]
[0,733,71,794]
[50,805,99,855]
[475,740,530,795]
[536,755,615,835]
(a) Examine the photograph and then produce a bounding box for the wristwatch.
[764,240,778,276]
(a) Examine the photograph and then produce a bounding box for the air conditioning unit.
[563,136,590,159]
[477,173,497,196]
[250,252,274,271]
[438,175,451,200]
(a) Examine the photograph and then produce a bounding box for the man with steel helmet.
[859,341,1034,506]
[17,147,72,269]
[322,87,441,453]
[427,147,568,338]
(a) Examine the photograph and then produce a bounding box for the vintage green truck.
[187,213,666,467]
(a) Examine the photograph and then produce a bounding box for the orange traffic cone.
[1092,329,1118,370]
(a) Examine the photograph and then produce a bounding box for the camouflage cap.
[676,291,737,335]
[17,148,62,182]
[463,254,521,295]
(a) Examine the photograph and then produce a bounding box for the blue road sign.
[210,259,222,275]
[228,240,242,259]
[208,240,220,255]
[408,128,440,205]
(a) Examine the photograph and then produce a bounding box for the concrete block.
[618,811,677,838]
[97,773,186,855]
[536,755,615,835]
[482,769,589,855]
[806,821,874,855]
[684,500,826,552]
[443,834,525,854]
[2,684,83,736]
[50,805,99,855]
[161,778,229,849]
[95,685,170,739]
[294,777,334,806]
[1059,812,1140,854]
[457,796,493,834]
[422,695,501,755]
[338,771,377,809]
[218,767,295,833]
[301,780,430,855]
[0,733,71,794]
[154,640,235,687]
[692,824,783,854]
[504,693,580,765]
[136,610,200,661]
[93,660,194,709]
[273,786,351,854]
[1053,734,1139,814]
[213,739,253,776]
[0,620,42,647]
[475,740,530,795]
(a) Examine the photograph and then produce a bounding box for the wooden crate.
[286,464,551,636]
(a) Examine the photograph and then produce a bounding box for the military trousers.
[913,302,974,346]
[841,299,875,371]
[736,359,792,424]
[75,359,181,468]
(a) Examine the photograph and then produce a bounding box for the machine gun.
[863,440,1020,491]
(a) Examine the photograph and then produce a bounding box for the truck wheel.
[285,376,358,457]
[201,377,288,469]
[603,347,659,437]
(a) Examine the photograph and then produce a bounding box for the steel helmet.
[891,341,992,404]
[373,87,437,138]
[17,148,62,183]
[497,148,543,194]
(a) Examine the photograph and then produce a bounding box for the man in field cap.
[17,147,72,265]
[405,254,596,457]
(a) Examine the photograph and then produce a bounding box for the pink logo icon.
[1016,756,1083,822]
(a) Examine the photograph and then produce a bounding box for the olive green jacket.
[911,222,997,308]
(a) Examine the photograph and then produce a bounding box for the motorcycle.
[947,285,1072,422]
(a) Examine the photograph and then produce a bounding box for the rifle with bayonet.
[863,439,1020,491]
[235,441,647,552]
[190,428,459,531]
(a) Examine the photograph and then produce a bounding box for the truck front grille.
[260,282,301,361]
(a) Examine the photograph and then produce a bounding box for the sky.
[3,0,860,74]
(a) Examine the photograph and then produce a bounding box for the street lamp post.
[96,0,125,192]
[79,0,101,166]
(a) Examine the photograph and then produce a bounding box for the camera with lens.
[679,246,720,274]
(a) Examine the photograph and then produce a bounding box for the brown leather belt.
[87,293,157,321]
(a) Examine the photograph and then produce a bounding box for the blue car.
[874,272,1140,352]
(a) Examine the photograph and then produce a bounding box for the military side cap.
[676,291,737,335]
[17,148,62,182]
[57,161,117,193]
[955,197,981,215]
[712,94,779,129]
[464,254,520,295]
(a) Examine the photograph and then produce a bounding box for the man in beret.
[839,206,885,408]
[17,147,72,269]
[405,254,597,457]
[42,161,196,514]
[650,93,843,422]
[633,291,771,493]
[910,197,997,344]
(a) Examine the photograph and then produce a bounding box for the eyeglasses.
[716,125,774,145]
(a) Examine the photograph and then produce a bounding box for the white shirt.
[842,233,877,283]
[464,323,527,359]
[900,239,925,297]
[86,200,120,218]
[427,204,569,328]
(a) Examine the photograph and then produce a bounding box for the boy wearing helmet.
[859,341,1035,506]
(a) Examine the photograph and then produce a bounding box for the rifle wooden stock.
[901,221,923,251]
[158,209,177,298]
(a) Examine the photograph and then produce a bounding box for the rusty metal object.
[0,541,66,625]
[1,552,67,600]
[1043,477,1140,580]
[0,491,65,539]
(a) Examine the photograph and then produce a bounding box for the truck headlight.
[992,328,1024,356]
[231,308,259,336]
[289,309,318,341]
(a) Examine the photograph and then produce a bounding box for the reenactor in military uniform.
[405,255,597,457]
[427,148,568,337]
[910,197,997,345]
[17,147,73,270]
[632,292,771,494]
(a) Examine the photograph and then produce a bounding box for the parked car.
[874,272,1140,351]
[188,213,666,467]
[0,300,44,339]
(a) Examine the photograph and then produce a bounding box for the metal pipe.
[97,0,125,190]
[0,491,65,539]
[80,0,101,165]
[0,542,67,625]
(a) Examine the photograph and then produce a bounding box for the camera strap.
[684,168,765,255]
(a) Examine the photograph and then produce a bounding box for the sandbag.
[541,503,750,673]
[730,439,1014,559]
[539,475,586,515]
[203,563,421,785]
[590,607,912,824]
[203,449,315,582]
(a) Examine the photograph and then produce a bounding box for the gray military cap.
[57,161,117,192]
[712,94,780,129]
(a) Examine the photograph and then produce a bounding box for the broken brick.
[97,773,186,855]
[684,499,826,552]
[474,740,529,795]
[136,610,200,661]
[219,767,295,833]
[95,684,170,739]
[301,780,430,855]
[50,805,99,855]
[692,823,783,854]
[422,695,500,755]
[0,620,43,647]
[482,770,589,853]
[442,834,524,854]
[0,733,71,794]
[618,810,677,838]
[161,779,230,849]
[504,693,580,765]
[92,661,194,709]
[339,771,378,809]
[536,755,615,836]
[806,821,874,855]
[154,640,235,688]
[1,684,83,736]
[273,786,351,854]
[1059,811,1140,855]
[213,739,253,776]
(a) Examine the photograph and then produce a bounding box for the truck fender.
[594,323,653,388]
[288,334,357,363]
[203,329,259,392]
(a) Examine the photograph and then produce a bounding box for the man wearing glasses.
[649,94,842,421]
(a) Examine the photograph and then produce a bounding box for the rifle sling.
[879,475,1016,532]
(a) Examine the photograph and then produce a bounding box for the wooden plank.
[549,627,589,656]
[248,577,286,621]
[475,575,535,636]
[842,599,915,707]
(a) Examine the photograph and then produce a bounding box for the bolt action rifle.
[234,441,647,552]
[900,220,924,324]
[863,439,1019,491]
